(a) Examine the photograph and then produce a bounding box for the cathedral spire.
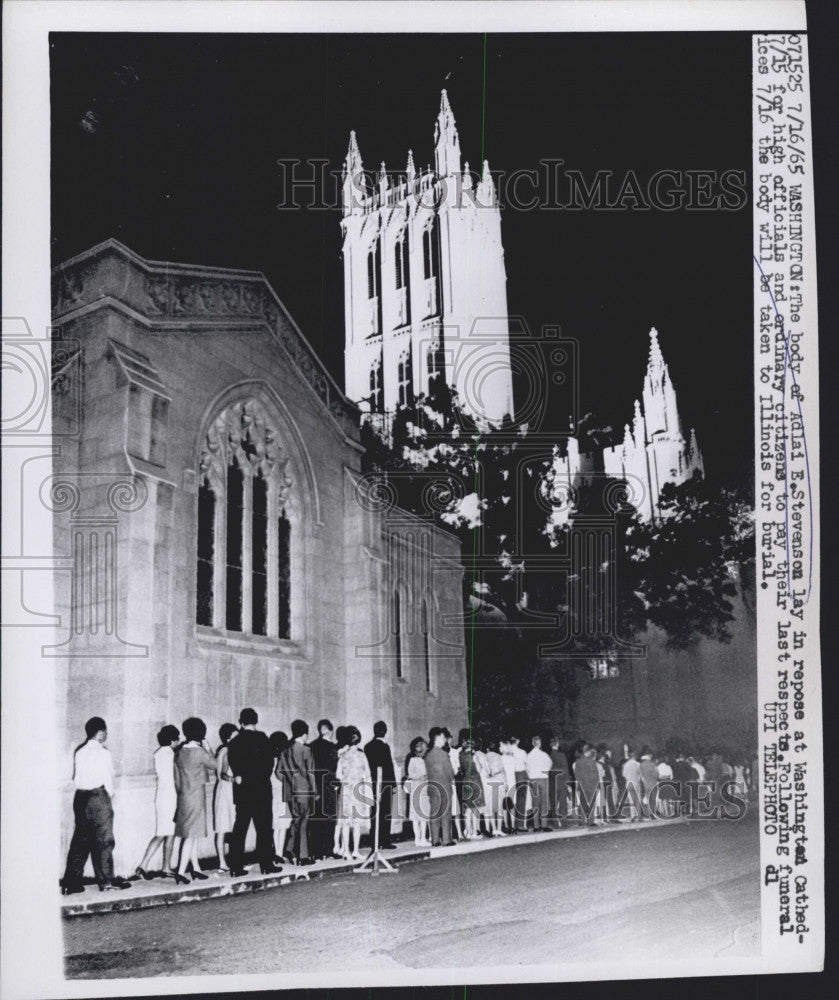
[643,327,681,438]
[378,160,389,204]
[477,159,495,205]
[342,130,365,216]
[462,160,473,191]
[648,326,664,370]
[632,398,645,446]
[406,148,416,185]
[688,427,704,476]
[434,88,461,177]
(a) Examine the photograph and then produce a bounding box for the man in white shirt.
[506,736,530,832]
[498,740,516,832]
[526,736,553,831]
[61,717,130,894]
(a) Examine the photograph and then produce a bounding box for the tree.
[361,390,755,736]
[621,473,753,649]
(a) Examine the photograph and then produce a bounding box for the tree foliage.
[361,388,754,736]
[362,389,753,652]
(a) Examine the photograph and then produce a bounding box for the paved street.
[65,816,759,979]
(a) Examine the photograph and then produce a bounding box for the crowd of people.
[60,711,756,895]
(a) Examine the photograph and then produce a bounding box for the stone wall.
[571,583,757,755]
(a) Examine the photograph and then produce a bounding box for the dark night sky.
[50,32,753,488]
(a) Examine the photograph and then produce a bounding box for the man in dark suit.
[279,719,318,865]
[547,736,570,830]
[364,720,397,849]
[672,752,696,817]
[308,718,339,860]
[227,707,280,877]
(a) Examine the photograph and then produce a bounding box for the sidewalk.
[61,816,687,918]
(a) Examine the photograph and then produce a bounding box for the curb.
[61,817,687,918]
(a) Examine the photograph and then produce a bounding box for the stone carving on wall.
[199,398,293,504]
[51,341,81,399]
[52,264,100,315]
[242,283,262,316]
[219,283,240,313]
[147,276,170,314]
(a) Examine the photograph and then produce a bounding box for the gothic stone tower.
[341,90,514,425]
[601,328,704,519]
[550,328,704,522]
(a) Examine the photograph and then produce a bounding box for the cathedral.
[50,239,468,873]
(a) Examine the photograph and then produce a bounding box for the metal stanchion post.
[354,767,397,876]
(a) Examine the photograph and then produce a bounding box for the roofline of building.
[52,237,360,442]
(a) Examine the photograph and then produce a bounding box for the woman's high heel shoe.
[191,870,208,881]
[134,866,154,880]
[172,873,189,885]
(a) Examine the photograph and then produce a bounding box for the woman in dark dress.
[270,730,293,864]
[572,744,601,826]
[173,717,218,883]
[458,737,485,839]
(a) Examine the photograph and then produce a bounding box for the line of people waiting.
[60,712,755,895]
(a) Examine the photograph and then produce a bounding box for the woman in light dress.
[481,739,507,837]
[594,751,606,824]
[173,717,218,884]
[335,725,372,860]
[270,731,293,863]
[404,737,430,846]
[330,727,350,858]
[134,724,181,879]
[213,723,237,872]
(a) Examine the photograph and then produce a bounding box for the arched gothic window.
[422,596,433,692]
[394,230,411,327]
[367,241,380,299]
[196,399,293,639]
[196,482,215,626]
[426,343,445,385]
[395,231,410,290]
[422,218,439,280]
[368,240,383,336]
[393,588,404,679]
[369,357,383,413]
[397,350,413,408]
